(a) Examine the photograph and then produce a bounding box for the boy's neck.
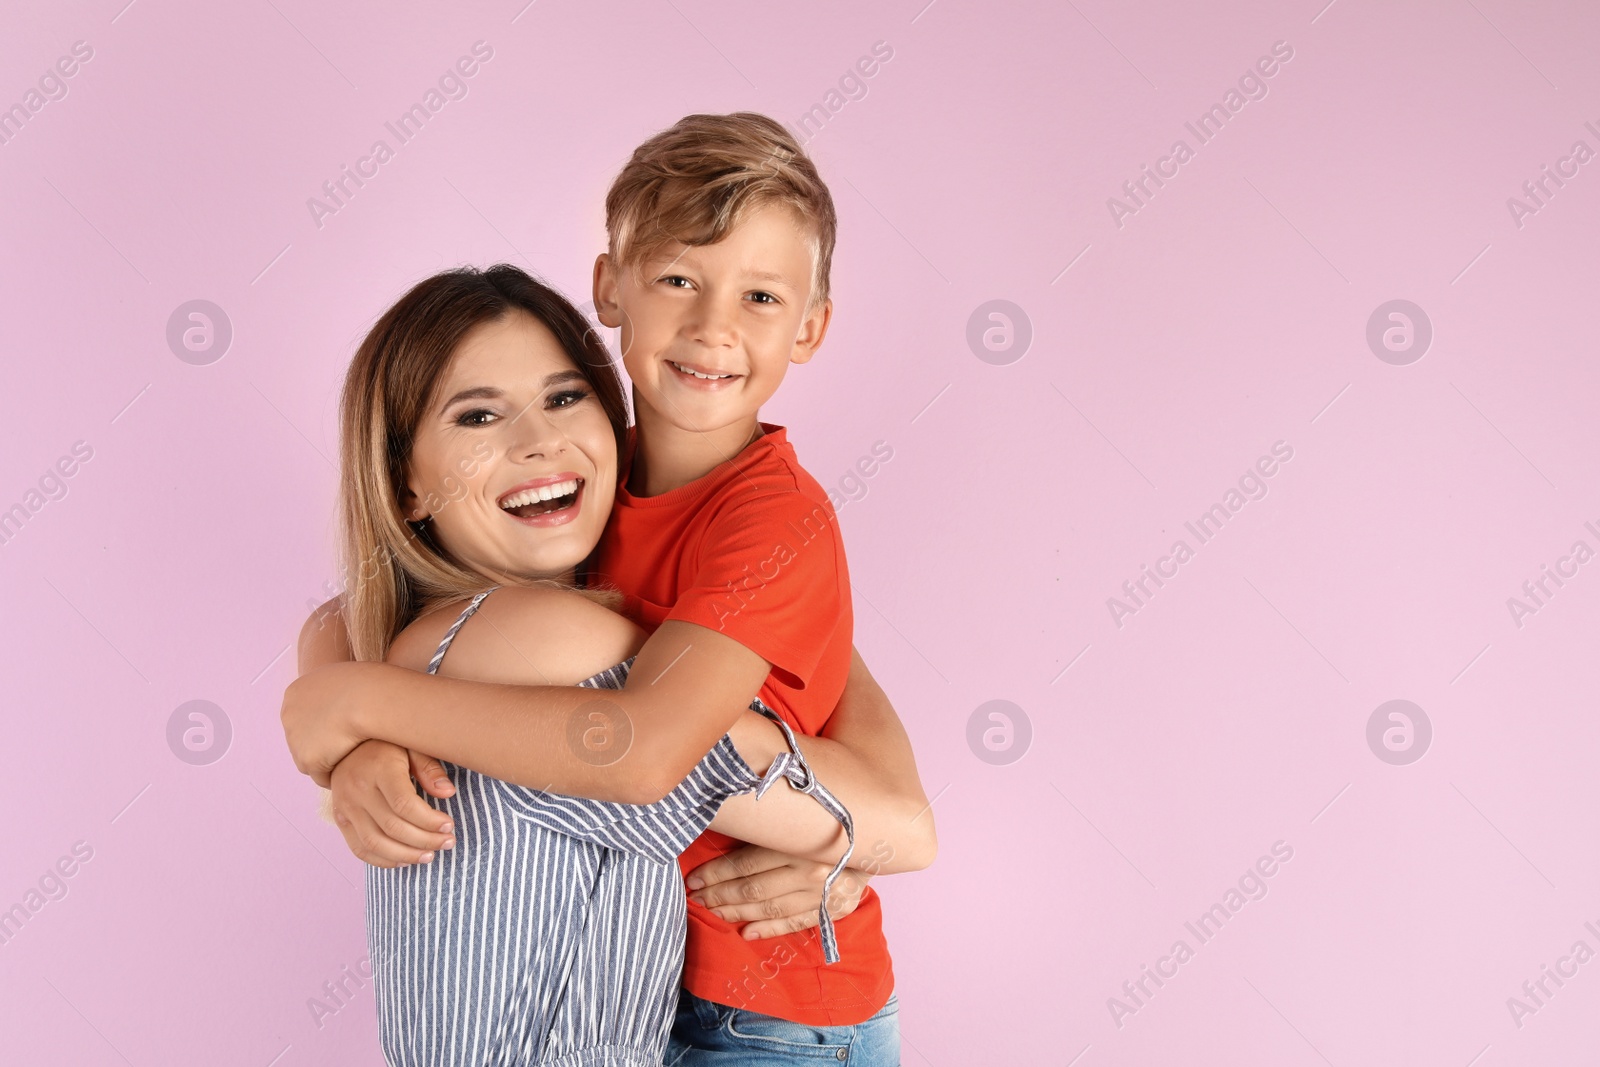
[629,396,765,497]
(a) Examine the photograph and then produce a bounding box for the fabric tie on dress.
[746,700,855,966]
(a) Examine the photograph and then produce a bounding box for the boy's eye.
[548,389,590,409]
[455,408,498,427]
[748,291,778,305]
[660,275,692,289]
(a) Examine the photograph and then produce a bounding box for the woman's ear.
[399,485,429,523]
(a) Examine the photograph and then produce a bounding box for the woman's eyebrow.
[441,372,586,408]
[441,385,503,406]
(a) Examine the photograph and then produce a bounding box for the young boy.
[285,113,921,1062]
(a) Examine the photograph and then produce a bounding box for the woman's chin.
[493,542,595,585]
[444,521,603,585]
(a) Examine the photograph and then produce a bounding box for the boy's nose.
[686,297,739,348]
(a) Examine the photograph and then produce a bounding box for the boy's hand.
[329,740,457,867]
[685,845,873,940]
[282,660,394,786]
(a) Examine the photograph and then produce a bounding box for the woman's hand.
[685,845,874,940]
[281,660,394,786]
[329,740,458,867]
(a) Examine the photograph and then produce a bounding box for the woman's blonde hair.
[336,264,629,663]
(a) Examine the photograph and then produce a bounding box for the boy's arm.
[296,595,930,877]
[284,619,768,804]
[294,598,457,866]
[282,493,907,814]
[285,624,940,869]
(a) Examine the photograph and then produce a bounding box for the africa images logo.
[305,42,494,229]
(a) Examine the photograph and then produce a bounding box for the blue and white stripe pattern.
[367,589,850,1066]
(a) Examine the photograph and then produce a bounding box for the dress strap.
[425,587,499,675]
[748,699,855,966]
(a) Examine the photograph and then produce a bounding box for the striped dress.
[365,590,853,1067]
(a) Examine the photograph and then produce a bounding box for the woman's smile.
[405,307,620,582]
[497,473,586,527]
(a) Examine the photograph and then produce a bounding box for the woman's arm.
[685,650,936,938]
[297,596,352,673]
[702,646,936,883]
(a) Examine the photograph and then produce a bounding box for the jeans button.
[835,1049,848,1062]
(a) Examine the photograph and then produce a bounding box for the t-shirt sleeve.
[665,490,845,690]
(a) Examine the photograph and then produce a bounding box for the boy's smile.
[665,357,740,388]
[593,202,832,461]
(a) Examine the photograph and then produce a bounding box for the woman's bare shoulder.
[389,585,645,687]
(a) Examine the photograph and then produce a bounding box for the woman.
[303,264,929,1065]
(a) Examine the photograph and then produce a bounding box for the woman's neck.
[472,564,578,590]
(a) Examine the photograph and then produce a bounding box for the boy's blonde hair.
[605,112,838,306]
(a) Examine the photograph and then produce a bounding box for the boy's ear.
[592,253,624,329]
[790,297,833,366]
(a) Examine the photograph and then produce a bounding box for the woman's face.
[403,308,617,584]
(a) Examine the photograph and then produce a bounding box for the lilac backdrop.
[3,0,1598,1063]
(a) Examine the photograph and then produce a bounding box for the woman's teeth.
[500,479,580,514]
[670,361,734,380]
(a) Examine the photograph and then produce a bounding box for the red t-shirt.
[592,423,893,1026]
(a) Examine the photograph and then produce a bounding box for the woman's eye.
[455,408,498,427]
[548,389,590,409]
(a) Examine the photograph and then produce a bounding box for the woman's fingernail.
[439,821,453,833]
[435,779,453,792]
[686,875,704,890]
[443,838,456,850]
[689,893,704,905]
[420,852,435,863]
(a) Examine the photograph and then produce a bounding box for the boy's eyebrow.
[440,371,587,407]
[642,248,795,289]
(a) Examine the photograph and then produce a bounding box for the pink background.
[3,0,1598,1063]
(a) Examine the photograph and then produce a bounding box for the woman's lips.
[500,477,584,527]
[497,472,584,506]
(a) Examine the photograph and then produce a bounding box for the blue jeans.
[665,988,900,1066]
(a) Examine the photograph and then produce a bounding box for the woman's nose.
[506,409,565,459]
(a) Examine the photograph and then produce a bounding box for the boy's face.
[593,202,832,436]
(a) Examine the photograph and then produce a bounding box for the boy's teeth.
[500,479,580,509]
[671,361,733,380]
